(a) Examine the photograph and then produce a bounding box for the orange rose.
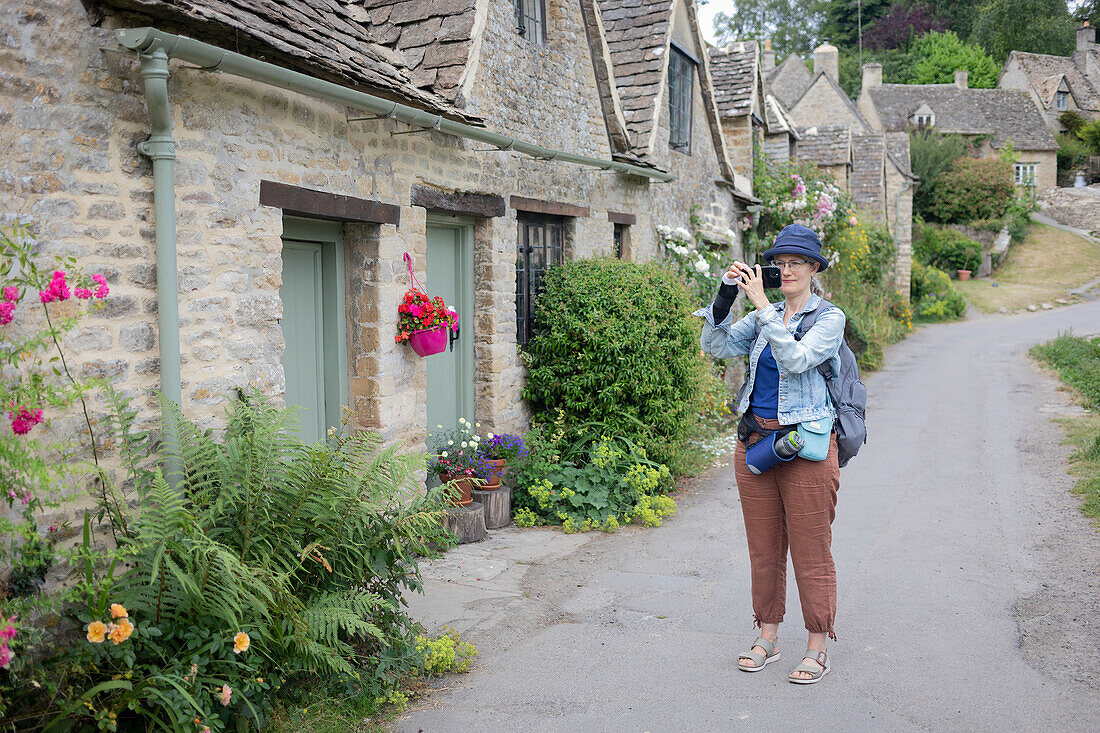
[108,618,134,644]
[232,631,250,654]
[86,621,107,644]
[109,603,128,619]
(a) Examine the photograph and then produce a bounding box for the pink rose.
[2,286,17,302]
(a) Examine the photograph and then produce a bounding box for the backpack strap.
[792,300,837,382]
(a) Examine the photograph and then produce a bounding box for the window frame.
[1014,162,1038,186]
[515,212,565,345]
[514,0,546,45]
[668,46,695,153]
[1055,91,1069,111]
[914,114,934,128]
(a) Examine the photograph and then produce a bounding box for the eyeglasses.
[772,259,810,272]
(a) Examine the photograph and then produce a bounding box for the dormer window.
[914,114,933,128]
[1056,91,1068,110]
[911,103,935,129]
[514,0,546,44]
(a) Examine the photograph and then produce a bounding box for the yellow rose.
[86,621,107,644]
[108,618,134,644]
[233,631,250,654]
[109,603,128,619]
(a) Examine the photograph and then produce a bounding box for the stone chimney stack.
[814,40,839,82]
[862,63,883,90]
[1078,21,1097,52]
[763,38,776,72]
[955,69,969,89]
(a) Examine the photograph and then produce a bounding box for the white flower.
[694,259,710,273]
[436,424,443,429]
[461,441,468,448]
[459,417,467,424]
[448,440,454,445]
[674,227,691,240]
[441,451,448,458]
[725,228,738,240]
[475,422,481,428]
[487,432,495,439]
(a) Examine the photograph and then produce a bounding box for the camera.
[733,265,782,289]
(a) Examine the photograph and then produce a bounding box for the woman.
[695,224,845,685]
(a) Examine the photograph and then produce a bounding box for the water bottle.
[774,430,805,459]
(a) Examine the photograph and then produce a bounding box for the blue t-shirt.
[749,343,780,419]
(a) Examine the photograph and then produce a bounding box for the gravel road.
[397,300,1100,732]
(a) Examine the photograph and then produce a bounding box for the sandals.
[788,649,830,684]
[737,636,780,672]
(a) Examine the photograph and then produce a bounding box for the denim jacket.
[694,293,845,424]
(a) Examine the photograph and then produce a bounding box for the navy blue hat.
[762,224,829,272]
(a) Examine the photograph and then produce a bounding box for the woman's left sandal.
[788,649,830,684]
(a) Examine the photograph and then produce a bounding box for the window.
[668,47,694,152]
[516,212,564,344]
[1014,162,1037,186]
[1056,91,1069,110]
[914,114,933,128]
[514,0,545,44]
[613,223,626,258]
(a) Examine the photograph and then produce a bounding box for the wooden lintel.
[259,180,400,225]
[509,195,590,218]
[410,185,505,217]
[607,211,636,225]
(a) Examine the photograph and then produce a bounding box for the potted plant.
[396,288,458,356]
[428,419,488,505]
[478,433,527,489]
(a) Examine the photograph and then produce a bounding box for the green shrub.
[1079,119,1100,155]
[1031,333,1100,410]
[909,129,971,220]
[415,627,478,675]
[828,279,911,371]
[1057,131,1092,172]
[931,157,1016,223]
[829,220,898,285]
[1060,110,1086,136]
[523,257,704,472]
[910,262,967,321]
[913,226,982,272]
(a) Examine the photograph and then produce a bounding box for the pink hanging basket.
[407,325,448,357]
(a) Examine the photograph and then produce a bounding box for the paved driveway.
[398,301,1100,732]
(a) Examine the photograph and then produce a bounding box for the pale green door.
[425,219,474,432]
[280,219,347,443]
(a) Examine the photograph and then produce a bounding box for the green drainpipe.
[134,47,183,485]
[115,27,675,183]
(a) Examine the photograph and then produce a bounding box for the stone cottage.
[0,0,754,455]
[708,39,799,192]
[734,41,916,295]
[998,22,1100,133]
[859,68,1059,189]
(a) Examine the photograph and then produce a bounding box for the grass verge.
[955,223,1100,313]
[1031,333,1100,525]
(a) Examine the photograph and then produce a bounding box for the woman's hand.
[727,261,771,311]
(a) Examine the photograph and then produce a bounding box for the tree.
[972,0,1075,62]
[821,0,894,49]
[906,30,1000,87]
[838,46,916,97]
[909,129,972,219]
[922,0,982,40]
[1075,0,1100,26]
[713,0,828,58]
[865,3,950,50]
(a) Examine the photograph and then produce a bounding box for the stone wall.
[0,0,740,511]
[787,77,864,129]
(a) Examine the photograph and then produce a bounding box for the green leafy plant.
[931,157,1016,223]
[910,261,968,321]
[522,257,705,474]
[914,226,982,272]
[909,129,972,220]
[907,30,999,88]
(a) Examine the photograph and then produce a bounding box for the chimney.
[814,40,839,83]
[955,69,968,89]
[1078,21,1097,52]
[862,63,882,90]
[763,38,776,72]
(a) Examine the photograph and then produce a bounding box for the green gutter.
[115,27,675,183]
[132,47,183,487]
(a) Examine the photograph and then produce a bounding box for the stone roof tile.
[795,125,851,166]
[708,42,757,118]
[1008,51,1100,111]
[866,84,1057,150]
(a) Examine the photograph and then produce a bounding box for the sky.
[698,1,734,45]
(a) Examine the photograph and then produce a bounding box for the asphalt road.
[397,300,1100,732]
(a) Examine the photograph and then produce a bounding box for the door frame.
[425,214,475,427]
[281,216,349,436]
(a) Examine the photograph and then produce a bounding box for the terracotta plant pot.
[956,269,972,281]
[438,473,475,506]
[407,325,448,356]
[482,458,506,490]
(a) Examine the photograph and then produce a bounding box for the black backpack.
[744,300,867,467]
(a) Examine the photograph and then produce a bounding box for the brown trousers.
[733,415,840,638]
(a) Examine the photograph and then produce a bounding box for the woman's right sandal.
[788,649,830,684]
[737,636,780,672]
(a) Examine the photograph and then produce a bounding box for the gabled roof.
[795,125,852,167]
[709,41,758,118]
[93,0,475,120]
[1002,51,1100,112]
[790,71,874,134]
[766,53,813,108]
[865,83,1058,150]
[884,132,918,180]
[765,90,800,139]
